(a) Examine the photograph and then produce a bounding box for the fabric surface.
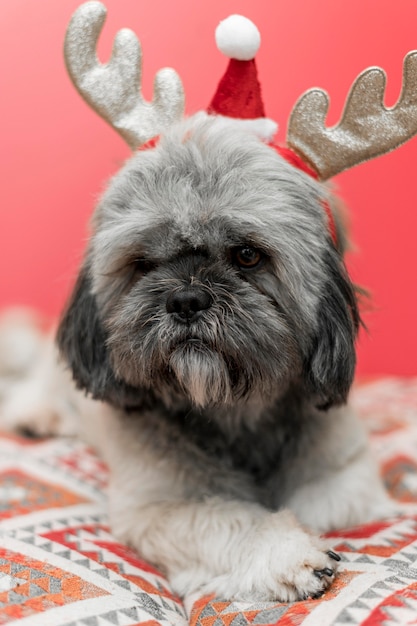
[0,377,416,625]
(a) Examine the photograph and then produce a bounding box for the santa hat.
[207,15,278,143]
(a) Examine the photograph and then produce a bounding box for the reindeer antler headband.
[64,1,184,149]
[64,2,417,183]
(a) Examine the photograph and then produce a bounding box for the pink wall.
[1,0,416,377]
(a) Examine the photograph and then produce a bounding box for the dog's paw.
[259,536,340,602]
[233,511,339,601]
[173,510,340,602]
[0,377,79,439]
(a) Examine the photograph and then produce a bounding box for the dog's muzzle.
[166,287,213,324]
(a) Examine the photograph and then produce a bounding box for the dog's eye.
[133,258,156,275]
[233,246,264,270]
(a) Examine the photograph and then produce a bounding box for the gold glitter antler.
[287,51,417,180]
[64,1,185,150]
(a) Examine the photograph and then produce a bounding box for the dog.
[0,111,391,602]
[3,3,415,603]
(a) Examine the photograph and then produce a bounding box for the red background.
[1,0,416,377]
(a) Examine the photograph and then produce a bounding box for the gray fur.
[59,114,358,418]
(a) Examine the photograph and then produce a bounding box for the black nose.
[166,287,212,323]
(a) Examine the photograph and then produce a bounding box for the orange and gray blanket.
[0,377,416,626]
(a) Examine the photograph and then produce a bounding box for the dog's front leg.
[111,497,339,602]
[103,417,339,602]
[278,406,393,532]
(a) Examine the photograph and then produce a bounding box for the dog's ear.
[57,263,145,409]
[304,250,360,410]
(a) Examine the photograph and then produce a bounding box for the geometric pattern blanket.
[0,377,417,625]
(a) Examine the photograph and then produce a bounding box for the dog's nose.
[166,288,212,323]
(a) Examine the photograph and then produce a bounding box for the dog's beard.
[168,343,232,407]
[104,277,301,409]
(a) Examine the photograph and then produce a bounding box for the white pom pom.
[215,15,261,61]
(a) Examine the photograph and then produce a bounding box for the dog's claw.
[313,567,334,579]
[327,550,341,562]
[17,425,43,440]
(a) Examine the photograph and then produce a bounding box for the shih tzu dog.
[1,3,416,603]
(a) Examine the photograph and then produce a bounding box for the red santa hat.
[208,15,264,118]
[208,15,278,143]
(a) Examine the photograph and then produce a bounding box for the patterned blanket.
[0,377,416,625]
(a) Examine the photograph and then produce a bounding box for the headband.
[64,4,417,244]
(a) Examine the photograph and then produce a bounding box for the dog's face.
[58,115,359,413]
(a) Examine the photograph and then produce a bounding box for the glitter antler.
[287,51,417,180]
[64,1,185,149]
